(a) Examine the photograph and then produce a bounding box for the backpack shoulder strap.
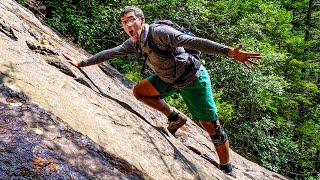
[147,24,173,59]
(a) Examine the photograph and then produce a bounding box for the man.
[67,6,261,175]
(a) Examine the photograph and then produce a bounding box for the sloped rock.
[0,21,18,40]
[0,0,289,179]
[0,84,147,179]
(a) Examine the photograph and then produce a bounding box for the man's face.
[120,12,144,42]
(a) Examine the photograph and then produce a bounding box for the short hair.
[119,6,144,20]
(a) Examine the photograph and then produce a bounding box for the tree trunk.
[316,149,320,174]
[305,0,313,41]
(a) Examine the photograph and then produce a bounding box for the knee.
[133,85,142,100]
[211,120,228,146]
[133,80,160,101]
[200,120,229,146]
[210,125,228,146]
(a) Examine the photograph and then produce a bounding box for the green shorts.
[147,66,218,121]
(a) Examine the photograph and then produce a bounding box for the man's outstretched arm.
[154,26,261,66]
[65,39,136,67]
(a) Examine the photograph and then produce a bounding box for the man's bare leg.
[199,120,232,173]
[133,79,172,116]
[133,79,187,135]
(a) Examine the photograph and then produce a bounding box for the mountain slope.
[0,0,288,179]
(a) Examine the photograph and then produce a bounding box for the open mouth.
[129,30,135,37]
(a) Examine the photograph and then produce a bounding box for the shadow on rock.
[0,84,148,179]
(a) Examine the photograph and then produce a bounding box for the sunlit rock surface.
[0,0,288,179]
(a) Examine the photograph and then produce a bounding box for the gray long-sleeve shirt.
[81,23,231,87]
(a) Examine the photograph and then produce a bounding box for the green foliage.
[18,0,319,178]
[213,89,234,123]
[124,71,142,82]
[165,94,191,118]
[16,0,25,5]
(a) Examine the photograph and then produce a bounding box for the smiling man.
[67,6,261,175]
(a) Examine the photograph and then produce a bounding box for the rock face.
[0,85,147,179]
[0,0,288,179]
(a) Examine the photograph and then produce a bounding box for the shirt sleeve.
[80,39,136,66]
[152,25,231,55]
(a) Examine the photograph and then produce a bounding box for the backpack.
[140,20,201,83]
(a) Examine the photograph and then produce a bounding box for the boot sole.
[167,118,187,135]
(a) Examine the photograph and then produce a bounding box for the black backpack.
[140,20,201,83]
[147,20,201,60]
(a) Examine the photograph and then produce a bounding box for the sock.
[220,163,232,173]
[167,110,179,122]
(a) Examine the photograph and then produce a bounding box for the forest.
[17,0,319,179]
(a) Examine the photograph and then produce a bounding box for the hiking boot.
[220,163,236,177]
[167,111,187,135]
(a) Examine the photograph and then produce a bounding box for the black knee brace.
[210,121,228,146]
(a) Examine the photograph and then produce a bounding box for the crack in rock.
[26,41,58,56]
[45,58,76,78]
[0,22,18,41]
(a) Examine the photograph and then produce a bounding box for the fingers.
[62,53,74,64]
[243,59,259,69]
[62,53,71,60]
[247,59,257,65]
[246,51,261,58]
[247,54,262,59]
[233,45,261,68]
[61,53,80,67]
[244,61,251,68]
[240,51,261,60]
[65,58,74,65]
[247,52,260,56]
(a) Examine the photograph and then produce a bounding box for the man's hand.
[228,45,261,68]
[62,53,82,67]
